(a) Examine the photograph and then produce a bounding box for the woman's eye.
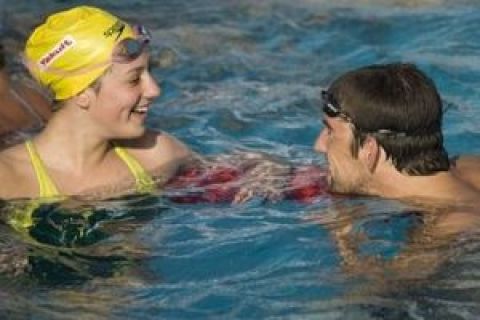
[129,77,141,85]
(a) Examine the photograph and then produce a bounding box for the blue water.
[2,1,480,319]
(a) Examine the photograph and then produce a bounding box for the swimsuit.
[113,145,156,194]
[25,140,61,198]
[8,140,155,231]
[25,140,155,197]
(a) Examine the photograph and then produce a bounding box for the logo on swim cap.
[103,20,126,40]
[38,35,76,70]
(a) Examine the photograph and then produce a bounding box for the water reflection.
[308,199,480,319]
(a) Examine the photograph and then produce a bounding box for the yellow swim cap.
[24,6,135,100]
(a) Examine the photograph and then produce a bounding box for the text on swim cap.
[38,35,76,70]
[104,20,126,41]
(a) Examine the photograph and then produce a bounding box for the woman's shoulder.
[115,129,193,173]
[0,142,28,164]
[152,130,192,160]
[119,129,191,159]
[0,143,37,199]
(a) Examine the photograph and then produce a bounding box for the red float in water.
[166,164,328,203]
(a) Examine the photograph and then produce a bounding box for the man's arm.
[324,205,480,285]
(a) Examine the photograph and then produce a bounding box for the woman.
[0,43,52,147]
[0,6,192,200]
[0,5,323,209]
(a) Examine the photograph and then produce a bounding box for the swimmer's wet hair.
[327,63,449,175]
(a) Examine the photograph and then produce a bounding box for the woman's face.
[89,51,161,139]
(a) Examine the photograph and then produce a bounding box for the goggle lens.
[112,25,151,63]
[321,90,342,118]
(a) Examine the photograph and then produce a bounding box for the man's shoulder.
[451,155,480,190]
[433,209,480,237]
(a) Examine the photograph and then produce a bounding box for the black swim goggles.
[321,89,352,121]
[321,89,407,136]
[112,24,151,64]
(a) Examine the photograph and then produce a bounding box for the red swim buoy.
[166,165,241,203]
[166,164,328,203]
[285,165,328,203]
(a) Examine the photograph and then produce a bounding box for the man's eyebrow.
[127,66,145,74]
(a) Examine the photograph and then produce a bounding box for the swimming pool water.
[2,0,480,319]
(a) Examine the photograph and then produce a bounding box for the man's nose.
[314,129,328,153]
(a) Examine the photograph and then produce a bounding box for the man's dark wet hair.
[326,63,449,175]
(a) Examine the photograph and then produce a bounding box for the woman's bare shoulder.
[0,143,27,166]
[0,144,36,199]
[120,129,192,162]
[154,130,192,159]
[115,130,194,181]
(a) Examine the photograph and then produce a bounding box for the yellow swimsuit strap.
[25,141,153,195]
[25,140,61,198]
[113,146,155,193]
[9,141,61,231]
[10,143,153,232]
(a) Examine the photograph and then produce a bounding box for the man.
[313,63,480,281]
[315,62,479,206]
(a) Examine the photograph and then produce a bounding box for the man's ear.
[359,135,380,173]
[71,88,95,110]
